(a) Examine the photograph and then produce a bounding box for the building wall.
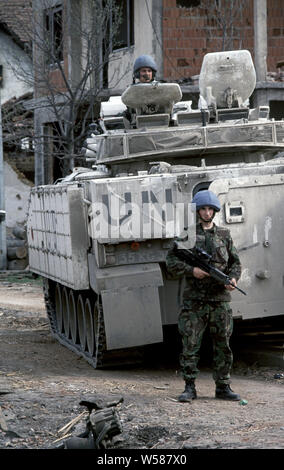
[0,31,32,104]
[108,0,163,92]
[33,0,69,99]
[31,0,284,96]
[4,160,32,230]
[31,0,284,186]
[162,0,284,81]
[267,0,284,71]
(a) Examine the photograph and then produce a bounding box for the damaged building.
[29,0,284,186]
[0,0,33,269]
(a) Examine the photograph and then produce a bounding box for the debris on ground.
[0,278,283,449]
[55,397,124,449]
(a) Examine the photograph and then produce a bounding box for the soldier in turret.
[123,55,158,127]
[166,190,242,402]
[132,54,158,83]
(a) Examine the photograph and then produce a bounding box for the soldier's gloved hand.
[225,278,237,291]
[193,267,210,279]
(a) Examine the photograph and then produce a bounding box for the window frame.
[44,4,64,66]
[110,0,134,52]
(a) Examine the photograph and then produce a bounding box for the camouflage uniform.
[166,222,241,386]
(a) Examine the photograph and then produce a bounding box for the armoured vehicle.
[27,50,284,368]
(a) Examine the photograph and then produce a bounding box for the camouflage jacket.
[165,223,242,301]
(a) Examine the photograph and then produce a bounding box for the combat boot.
[215,384,240,401]
[178,381,197,402]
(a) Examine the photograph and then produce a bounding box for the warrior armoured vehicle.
[27,50,284,368]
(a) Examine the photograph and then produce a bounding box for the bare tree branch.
[200,0,247,51]
[3,0,129,177]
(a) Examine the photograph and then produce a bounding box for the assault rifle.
[173,242,246,296]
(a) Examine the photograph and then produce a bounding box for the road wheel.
[85,298,95,357]
[69,290,79,344]
[77,294,87,351]
[55,283,63,334]
[62,287,70,338]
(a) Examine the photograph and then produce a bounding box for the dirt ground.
[0,274,283,453]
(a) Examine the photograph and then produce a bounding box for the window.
[43,122,65,183]
[112,0,134,50]
[45,4,63,64]
[176,0,200,7]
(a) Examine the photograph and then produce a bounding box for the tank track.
[42,278,143,369]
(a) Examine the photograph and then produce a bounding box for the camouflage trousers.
[178,300,233,386]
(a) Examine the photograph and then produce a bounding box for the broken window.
[45,4,64,64]
[43,122,65,183]
[111,0,134,50]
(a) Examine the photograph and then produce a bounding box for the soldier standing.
[166,190,242,402]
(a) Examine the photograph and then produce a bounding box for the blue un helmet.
[133,55,158,79]
[192,190,221,212]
